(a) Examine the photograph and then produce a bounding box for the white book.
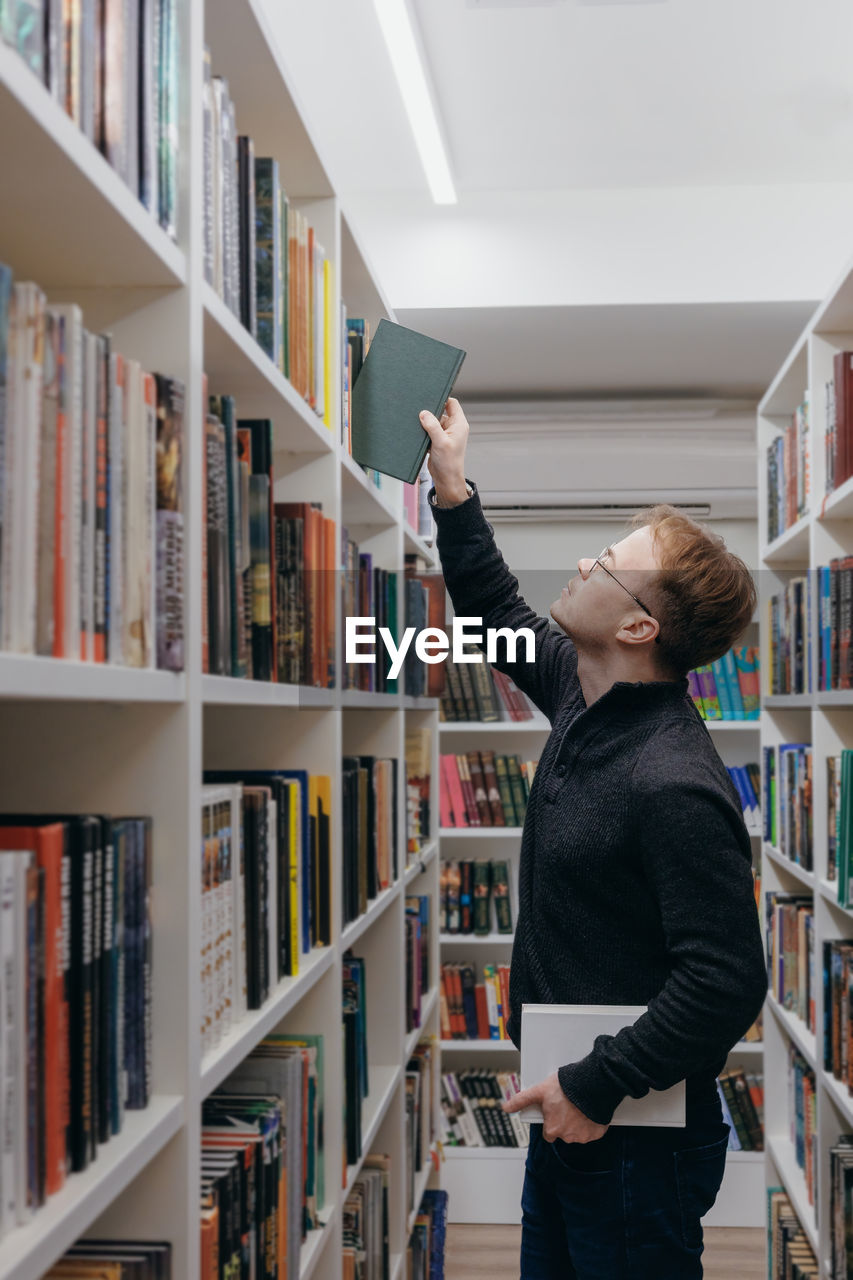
[225,782,246,1020]
[519,1003,686,1127]
[9,284,44,655]
[51,304,84,660]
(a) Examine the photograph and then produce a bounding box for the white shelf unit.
[0,2,441,1275]
[436,669,767,1226]
[757,251,853,1278]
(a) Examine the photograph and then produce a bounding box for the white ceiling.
[264,0,853,400]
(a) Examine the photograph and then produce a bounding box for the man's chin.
[549,600,568,632]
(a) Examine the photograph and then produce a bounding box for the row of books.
[199,772,332,1059]
[407,1190,448,1280]
[817,559,853,691]
[765,893,815,1033]
[0,814,152,1239]
[343,951,369,1171]
[0,270,185,669]
[341,534,399,694]
[406,897,431,1035]
[767,398,810,543]
[789,1046,817,1208]
[830,1136,853,1280]
[202,1032,324,1280]
[406,726,432,862]
[406,1041,438,1213]
[763,744,812,869]
[440,752,535,829]
[825,353,853,496]
[768,577,812,695]
[716,1068,764,1152]
[440,1069,527,1148]
[439,655,535,724]
[822,937,853,1092]
[401,562,447,699]
[768,1187,817,1279]
[342,755,398,930]
[343,1153,391,1280]
[686,647,760,720]
[1,0,178,235]
[203,398,336,685]
[439,859,513,937]
[43,1241,172,1277]
[202,62,331,421]
[440,962,512,1041]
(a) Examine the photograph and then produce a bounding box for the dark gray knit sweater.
[431,481,768,1126]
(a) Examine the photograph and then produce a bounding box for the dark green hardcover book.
[211,394,245,678]
[205,413,230,676]
[491,860,513,934]
[455,661,479,721]
[280,188,289,377]
[350,319,466,484]
[472,860,491,936]
[494,755,517,825]
[237,135,257,338]
[254,157,281,364]
[506,756,527,825]
[470,661,499,721]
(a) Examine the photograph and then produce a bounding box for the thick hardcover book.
[254,157,281,364]
[154,374,184,671]
[237,136,257,339]
[350,319,466,484]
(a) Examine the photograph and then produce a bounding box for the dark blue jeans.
[520,1097,729,1279]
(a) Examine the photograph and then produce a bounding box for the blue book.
[715,1080,742,1151]
[720,649,745,718]
[711,658,733,719]
[820,565,831,691]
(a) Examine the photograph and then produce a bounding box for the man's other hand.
[503,1071,610,1144]
[419,397,470,507]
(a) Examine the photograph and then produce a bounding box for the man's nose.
[577,558,594,580]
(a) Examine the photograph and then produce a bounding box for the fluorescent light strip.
[372,0,457,204]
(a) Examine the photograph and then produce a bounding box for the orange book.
[0,823,68,1195]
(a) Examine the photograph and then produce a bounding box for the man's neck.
[576,648,679,708]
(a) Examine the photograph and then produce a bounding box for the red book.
[498,965,511,1038]
[0,822,68,1195]
[474,983,489,1040]
[455,755,481,826]
[441,754,468,827]
[466,752,492,825]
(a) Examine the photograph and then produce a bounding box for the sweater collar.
[583,674,690,714]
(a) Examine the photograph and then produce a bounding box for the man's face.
[549,526,662,649]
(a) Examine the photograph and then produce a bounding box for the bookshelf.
[757,248,853,1278]
[437,695,766,1226]
[0,4,441,1278]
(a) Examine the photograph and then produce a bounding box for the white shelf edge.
[763,843,815,889]
[201,674,335,708]
[403,696,439,711]
[339,449,400,526]
[0,654,187,702]
[344,1064,403,1199]
[766,1133,818,1253]
[341,882,401,952]
[340,689,401,710]
[766,993,817,1069]
[703,720,762,731]
[726,1150,765,1163]
[406,1158,435,1234]
[405,987,439,1061]
[201,946,335,1097]
[821,1068,853,1130]
[440,1039,518,1052]
[0,1095,184,1280]
[817,877,853,914]
[760,513,811,565]
[299,1203,338,1280]
[438,718,551,734]
[439,827,523,839]
[403,523,438,567]
[439,932,514,945]
[442,1145,525,1159]
[728,1041,764,1056]
[403,840,438,886]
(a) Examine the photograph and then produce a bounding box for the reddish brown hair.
[631,505,757,677]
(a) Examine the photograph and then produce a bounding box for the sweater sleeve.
[556,739,768,1125]
[430,480,578,722]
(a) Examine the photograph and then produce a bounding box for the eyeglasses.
[591,546,661,645]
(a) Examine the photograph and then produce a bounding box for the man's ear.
[616,614,660,647]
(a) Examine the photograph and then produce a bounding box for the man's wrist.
[431,480,473,509]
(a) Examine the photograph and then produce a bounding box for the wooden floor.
[446,1224,765,1279]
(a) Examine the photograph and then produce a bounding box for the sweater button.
[555,763,567,778]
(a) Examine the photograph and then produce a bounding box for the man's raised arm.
[419,399,576,722]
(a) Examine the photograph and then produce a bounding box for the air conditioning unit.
[479,490,754,522]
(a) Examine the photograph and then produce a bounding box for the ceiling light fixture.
[372,0,457,204]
